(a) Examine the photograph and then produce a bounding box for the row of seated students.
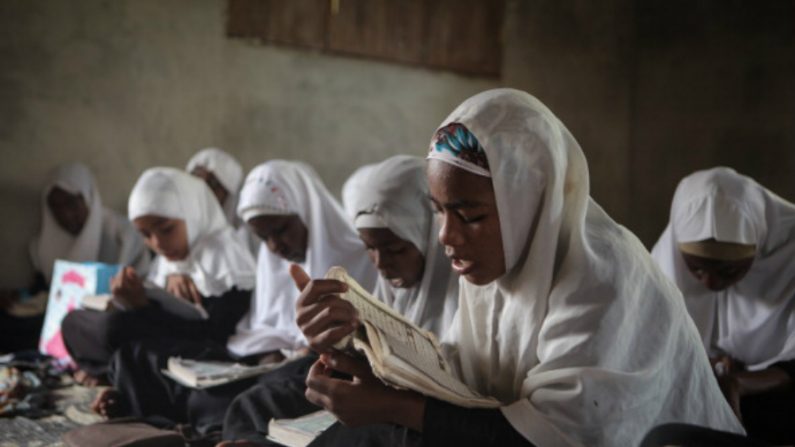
[0,88,792,446]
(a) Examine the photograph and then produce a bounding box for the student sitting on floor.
[219,155,460,444]
[90,160,378,436]
[345,155,459,336]
[651,167,795,445]
[0,162,149,355]
[288,89,743,447]
[226,160,378,361]
[186,147,258,256]
[61,167,255,380]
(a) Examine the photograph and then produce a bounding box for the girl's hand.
[717,374,742,421]
[166,274,202,304]
[306,352,425,432]
[111,267,147,308]
[304,352,425,430]
[719,364,791,423]
[290,264,359,353]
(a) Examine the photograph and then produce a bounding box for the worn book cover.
[162,357,288,389]
[267,410,337,447]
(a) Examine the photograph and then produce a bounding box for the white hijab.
[651,167,795,371]
[227,161,378,356]
[186,147,244,227]
[341,164,377,220]
[128,167,256,298]
[435,89,742,446]
[344,155,458,337]
[31,162,148,283]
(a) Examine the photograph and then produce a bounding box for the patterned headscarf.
[427,122,491,177]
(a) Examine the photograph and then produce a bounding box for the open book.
[267,410,337,447]
[162,357,288,389]
[326,267,500,408]
[80,288,207,320]
[143,285,208,320]
[81,294,112,311]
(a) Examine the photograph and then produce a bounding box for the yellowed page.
[326,267,499,407]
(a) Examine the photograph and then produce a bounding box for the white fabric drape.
[341,164,378,221]
[344,155,458,337]
[651,167,795,371]
[128,167,255,298]
[185,148,260,256]
[228,161,378,356]
[435,89,742,446]
[30,162,149,283]
[186,148,244,226]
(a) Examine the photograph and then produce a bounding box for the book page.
[81,294,111,311]
[354,294,447,373]
[372,324,492,400]
[327,268,447,373]
[327,267,498,406]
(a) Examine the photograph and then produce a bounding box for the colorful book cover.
[38,260,120,366]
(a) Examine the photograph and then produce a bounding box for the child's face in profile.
[133,215,189,261]
[247,214,309,263]
[681,252,754,291]
[427,159,505,286]
[191,166,229,207]
[358,227,425,289]
[47,186,89,236]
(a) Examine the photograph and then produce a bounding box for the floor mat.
[0,378,104,447]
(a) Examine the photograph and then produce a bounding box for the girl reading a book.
[651,167,795,444]
[0,162,150,354]
[210,160,379,438]
[226,160,378,361]
[288,89,744,446]
[62,167,255,380]
[344,155,459,336]
[89,160,378,433]
[219,156,459,444]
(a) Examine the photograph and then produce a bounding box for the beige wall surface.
[0,0,497,285]
[502,0,635,223]
[629,0,795,243]
[1,0,793,287]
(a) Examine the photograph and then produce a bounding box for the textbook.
[162,357,288,389]
[39,261,120,365]
[267,410,337,447]
[143,285,208,321]
[326,267,500,408]
[84,286,208,320]
[80,294,112,311]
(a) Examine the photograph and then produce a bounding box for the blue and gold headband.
[427,123,491,178]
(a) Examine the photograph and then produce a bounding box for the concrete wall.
[0,0,497,285]
[503,0,795,245]
[1,0,794,286]
[629,0,795,243]
[502,0,635,221]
